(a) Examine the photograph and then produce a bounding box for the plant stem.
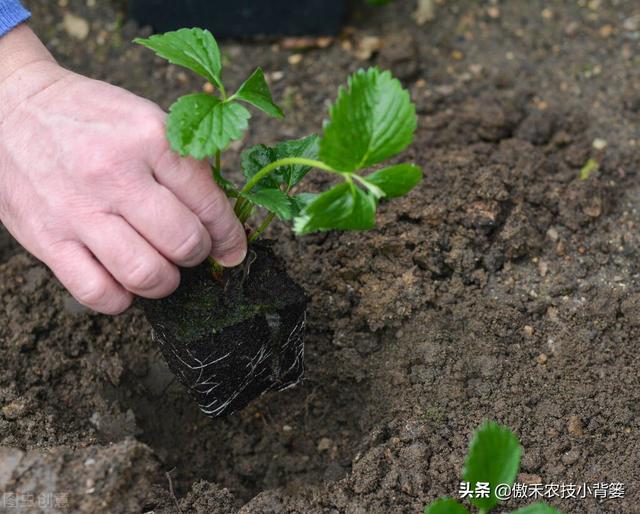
[213,151,222,182]
[238,199,254,224]
[241,157,337,194]
[248,213,276,242]
[207,255,223,273]
[234,196,247,217]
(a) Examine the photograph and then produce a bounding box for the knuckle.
[195,190,228,224]
[123,258,165,291]
[139,114,166,143]
[170,229,209,263]
[74,278,111,309]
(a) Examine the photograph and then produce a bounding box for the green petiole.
[241,157,337,194]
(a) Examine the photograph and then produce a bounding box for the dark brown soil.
[142,241,307,418]
[1,1,639,513]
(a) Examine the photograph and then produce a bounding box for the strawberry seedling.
[135,28,420,418]
[425,421,563,514]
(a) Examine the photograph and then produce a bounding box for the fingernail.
[216,246,247,267]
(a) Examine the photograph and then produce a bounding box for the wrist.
[0,24,66,117]
[0,24,54,83]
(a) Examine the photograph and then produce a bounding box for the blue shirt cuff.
[0,1,31,37]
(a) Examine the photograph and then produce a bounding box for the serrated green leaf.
[234,67,284,118]
[424,498,470,514]
[294,182,376,235]
[241,189,298,220]
[241,135,320,190]
[366,163,422,198]
[134,28,223,89]
[511,502,563,514]
[273,135,320,187]
[319,67,416,172]
[293,192,319,210]
[463,421,522,512]
[355,176,386,200]
[167,94,250,159]
[240,144,280,190]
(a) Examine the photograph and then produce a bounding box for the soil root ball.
[142,241,308,418]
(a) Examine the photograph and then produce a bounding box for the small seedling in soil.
[580,158,599,180]
[135,28,421,418]
[425,421,563,514]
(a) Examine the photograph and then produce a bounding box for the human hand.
[0,26,247,314]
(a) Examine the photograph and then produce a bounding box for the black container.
[129,0,346,37]
[142,241,307,418]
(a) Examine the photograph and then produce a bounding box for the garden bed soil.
[1,0,639,513]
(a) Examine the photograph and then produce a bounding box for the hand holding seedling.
[0,25,247,314]
[133,28,421,417]
[134,28,422,252]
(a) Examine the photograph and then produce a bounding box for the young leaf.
[462,421,522,512]
[319,67,416,172]
[424,498,470,514]
[241,135,320,189]
[294,183,376,234]
[167,94,250,159]
[292,192,319,212]
[365,163,422,198]
[234,67,284,118]
[511,503,562,514]
[241,144,280,190]
[241,189,298,220]
[273,135,320,187]
[134,28,223,90]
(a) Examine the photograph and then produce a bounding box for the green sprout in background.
[425,421,563,514]
[134,28,421,259]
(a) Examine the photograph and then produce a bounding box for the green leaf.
[241,189,298,220]
[234,67,284,118]
[241,135,320,189]
[134,28,223,89]
[240,144,280,190]
[167,94,250,159]
[365,163,422,198]
[424,498,470,514]
[293,192,319,210]
[319,67,416,172]
[294,183,376,235]
[273,135,320,187]
[511,503,562,514]
[463,421,522,512]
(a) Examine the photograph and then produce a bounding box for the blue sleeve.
[0,0,31,37]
